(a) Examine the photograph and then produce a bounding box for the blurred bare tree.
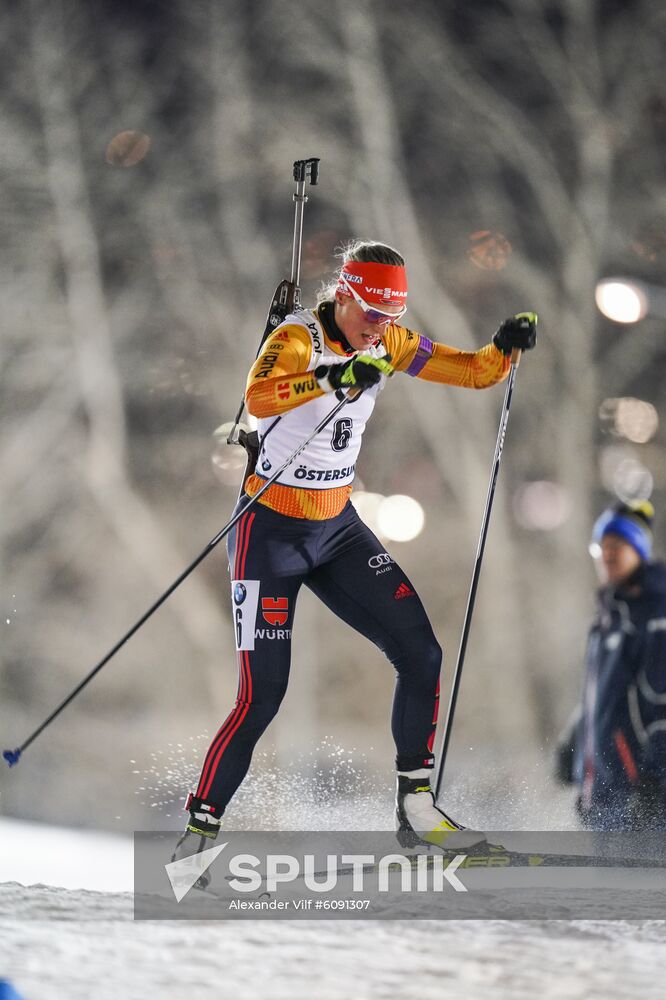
[1,0,664,829]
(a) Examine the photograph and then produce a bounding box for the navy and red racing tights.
[191,497,442,816]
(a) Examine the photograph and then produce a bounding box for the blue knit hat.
[591,500,654,561]
[0,982,27,1000]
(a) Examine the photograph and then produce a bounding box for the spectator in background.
[556,500,666,831]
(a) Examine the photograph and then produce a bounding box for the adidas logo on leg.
[394,582,415,600]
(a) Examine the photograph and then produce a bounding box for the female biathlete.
[174,240,536,870]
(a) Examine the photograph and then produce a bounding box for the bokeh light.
[612,459,653,503]
[599,397,659,443]
[595,279,648,323]
[467,230,512,270]
[513,481,572,531]
[105,130,151,167]
[598,443,654,502]
[350,491,385,535]
[376,494,425,542]
[599,443,635,492]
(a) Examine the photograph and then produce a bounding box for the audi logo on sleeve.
[368,553,395,575]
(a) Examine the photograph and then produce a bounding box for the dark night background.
[1,0,665,835]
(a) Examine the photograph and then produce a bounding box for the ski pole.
[4,158,321,768]
[3,384,356,768]
[227,157,320,446]
[433,329,533,805]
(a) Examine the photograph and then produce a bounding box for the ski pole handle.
[510,312,537,367]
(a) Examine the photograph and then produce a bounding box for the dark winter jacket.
[565,561,666,830]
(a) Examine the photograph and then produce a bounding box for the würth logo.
[277,382,290,400]
[262,597,289,626]
[394,583,415,600]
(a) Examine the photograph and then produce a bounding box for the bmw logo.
[234,583,247,606]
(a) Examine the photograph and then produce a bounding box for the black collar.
[317,301,355,354]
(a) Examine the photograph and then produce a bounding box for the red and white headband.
[337,260,408,306]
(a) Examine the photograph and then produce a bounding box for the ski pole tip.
[3,748,21,767]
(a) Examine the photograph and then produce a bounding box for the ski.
[318,843,666,875]
[215,840,666,894]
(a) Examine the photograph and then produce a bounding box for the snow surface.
[2,750,665,999]
[2,819,666,999]
[2,880,666,1000]
[0,817,133,892]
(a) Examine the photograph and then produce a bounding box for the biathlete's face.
[595,534,642,587]
[333,289,406,352]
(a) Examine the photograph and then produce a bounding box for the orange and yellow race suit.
[188,304,510,815]
[243,304,510,520]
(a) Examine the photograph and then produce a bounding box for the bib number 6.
[331,417,353,452]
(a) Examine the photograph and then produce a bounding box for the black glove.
[627,773,666,830]
[493,312,537,355]
[315,354,393,392]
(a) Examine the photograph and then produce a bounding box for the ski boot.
[169,794,223,892]
[396,769,486,850]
